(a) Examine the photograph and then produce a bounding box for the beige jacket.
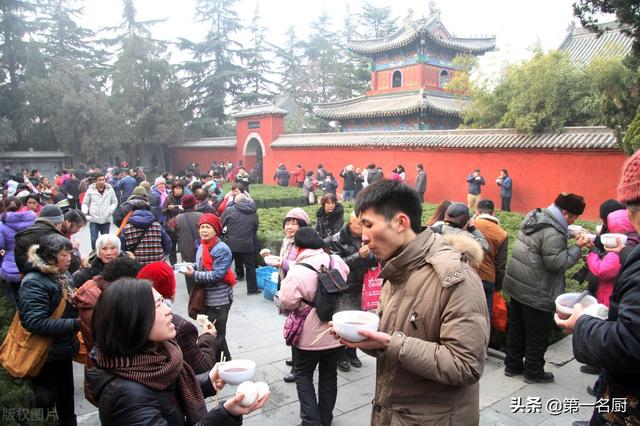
[369,229,489,425]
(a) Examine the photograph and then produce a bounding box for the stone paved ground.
[72,226,596,425]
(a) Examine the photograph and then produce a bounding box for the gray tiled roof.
[314,91,470,120]
[174,137,236,149]
[0,151,70,158]
[270,126,618,151]
[232,104,288,119]
[348,16,495,55]
[559,21,632,67]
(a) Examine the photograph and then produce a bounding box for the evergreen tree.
[0,0,37,146]
[358,1,398,39]
[180,0,249,137]
[334,3,370,100]
[36,0,107,72]
[303,12,343,104]
[275,26,306,102]
[109,0,185,166]
[238,1,276,107]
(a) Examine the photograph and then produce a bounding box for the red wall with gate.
[172,113,628,220]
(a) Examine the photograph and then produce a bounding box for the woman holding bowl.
[182,213,235,361]
[88,278,268,424]
[274,208,310,383]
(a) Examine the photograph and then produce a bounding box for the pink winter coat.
[280,248,349,351]
[586,209,635,306]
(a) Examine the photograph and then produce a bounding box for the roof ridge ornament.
[429,0,441,19]
[404,9,414,28]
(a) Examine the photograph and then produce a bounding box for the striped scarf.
[93,340,206,424]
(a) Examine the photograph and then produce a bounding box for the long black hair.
[92,278,155,358]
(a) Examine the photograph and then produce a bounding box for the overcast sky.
[81,0,614,81]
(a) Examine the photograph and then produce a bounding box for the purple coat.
[0,210,37,282]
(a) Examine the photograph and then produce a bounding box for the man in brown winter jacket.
[473,199,508,319]
[334,180,489,425]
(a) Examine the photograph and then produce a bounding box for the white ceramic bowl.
[555,293,597,320]
[600,233,628,248]
[332,310,380,342]
[568,225,584,237]
[584,233,597,243]
[218,360,256,385]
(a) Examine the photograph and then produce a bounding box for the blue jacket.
[499,176,512,198]
[0,210,36,282]
[466,174,485,195]
[120,209,172,255]
[117,175,138,202]
[194,240,233,284]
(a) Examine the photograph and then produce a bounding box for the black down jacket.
[315,203,344,240]
[87,364,242,426]
[221,200,259,253]
[329,224,379,291]
[17,246,79,362]
[573,244,640,421]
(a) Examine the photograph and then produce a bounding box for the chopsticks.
[310,328,331,346]
[215,352,226,406]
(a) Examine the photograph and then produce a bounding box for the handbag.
[283,305,313,346]
[361,263,383,311]
[0,286,67,378]
[188,282,205,319]
[492,292,508,332]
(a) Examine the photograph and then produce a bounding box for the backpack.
[299,255,350,322]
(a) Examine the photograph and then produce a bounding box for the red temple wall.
[263,147,626,220]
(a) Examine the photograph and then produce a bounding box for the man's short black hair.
[101,257,142,282]
[64,209,86,226]
[355,179,422,234]
[476,199,495,214]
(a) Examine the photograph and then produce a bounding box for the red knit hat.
[137,261,176,299]
[618,149,640,204]
[199,213,222,235]
[181,194,196,209]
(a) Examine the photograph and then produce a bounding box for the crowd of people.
[0,152,637,426]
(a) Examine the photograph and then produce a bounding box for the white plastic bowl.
[218,360,256,385]
[173,263,193,273]
[332,310,380,342]
[600,233,628,248]
[264,255,281,266]
[555,293,597,320]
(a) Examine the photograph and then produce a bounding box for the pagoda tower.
[314,8,495,131]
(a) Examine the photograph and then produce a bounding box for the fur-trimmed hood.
[26,244,62,275]
[442,232,484,269]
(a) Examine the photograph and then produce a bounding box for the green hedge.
[222,183,323,209]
